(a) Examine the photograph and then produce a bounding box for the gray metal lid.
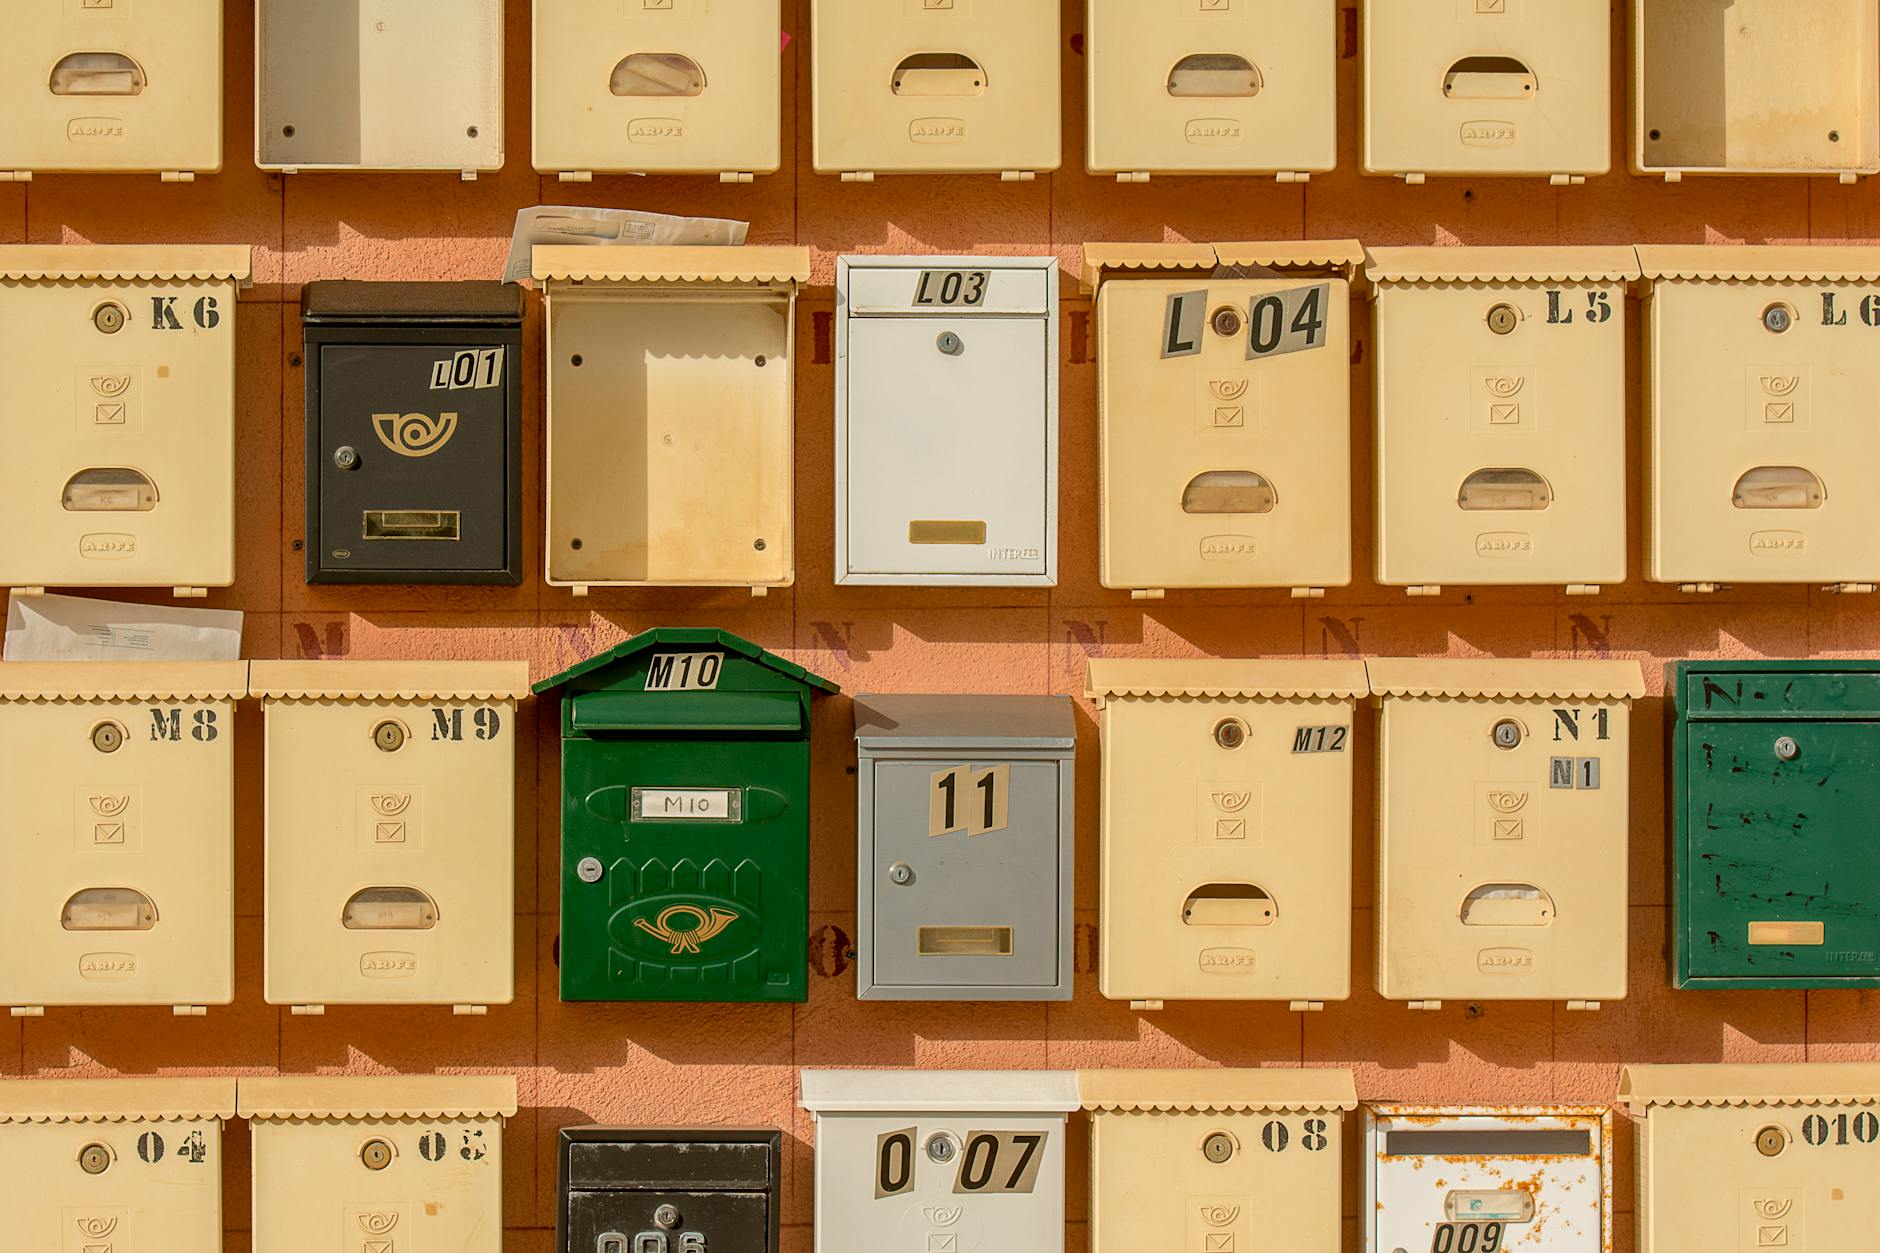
[853,694,1075,751]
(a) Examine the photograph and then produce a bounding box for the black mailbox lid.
[557,1128,782,1253]
[302,280,525,326]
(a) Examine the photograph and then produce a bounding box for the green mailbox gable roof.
[532,627,840,697]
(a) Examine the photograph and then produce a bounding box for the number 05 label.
[1246,283,1332,362]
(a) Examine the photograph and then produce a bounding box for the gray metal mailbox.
[853,694,1075,1001]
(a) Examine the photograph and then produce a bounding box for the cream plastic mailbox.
[1370,659,1640,1011]
[252,661,529,1016]
[1086,243,1362,599]
[538,245,809,595]
[1364,1105,1613,1253]
[243,1075,517,1253]
[1,0,222,181]
[1085,0,1336,183]
[837,255,1058,586]
[810,0,1060,180]
[534,0,781,182]
[1641,246,1880,593]
[1369,247,1636,596]
[1082,1069,1356,1253]
[1619,1063,1880,1253]
[0,246,249,597]
[0,662,242,1018]
[1,1077,236,1251]
[256,0,504,177]
[1634,1,1880,182]
[1087,659,1367,1012]
[799,1069,1078,1253]
[1362,0,1610,184]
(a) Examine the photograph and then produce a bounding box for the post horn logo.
[634,904,740,955]
[76,1217,118,1239]
[358,1212,400,1235]
[372,411,458,458]
[1754,1199,1794,1220]
[1209,378,1250,402]
[370,792,413,816]
[1485,375,1525,397]
[1200,1206,1241,1228]
[924,1207,964,1227]
[88,794,131,817]
[1212,791,1253,813]
[1486,789,1529,814]
[1761,375,1801,397]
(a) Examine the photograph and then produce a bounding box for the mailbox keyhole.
[1762,302,1797,334]
[937,332,964,356]
[654,1204,682,1230]
[1491,719,1524,750]
[1774,736,1801,762]
[90,720,126,753]
[1755,1125,1789,1157]
[1213,718,1248,750]
[78,1143,112,1175]
[92,302,128,335]
[1486,303,1520,336]
[1201,1132,1236,1163]
[373,720,408,752]
[360,1138,394,1171]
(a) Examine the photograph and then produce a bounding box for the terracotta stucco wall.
[6,2,1878,1249]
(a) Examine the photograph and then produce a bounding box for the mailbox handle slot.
[1458,468,1552,512]
[1167,53,1263,98]
[49,52,148,96]
[1442,56,1538,100]
[363,510,462,541]
[1460,883,1554,927]
[1182,470,1277,515]
[342,886,440,930]
[917,925,1015,956]
[62,467,158,513]
[892,53,987,96]
[1182,884,1277,927]
[610,52,706,97]
[61,887,158,931]
[1733,465,1826,510]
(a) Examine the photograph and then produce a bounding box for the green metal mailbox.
[1669,660,1880,989]
[536,628,838,1003]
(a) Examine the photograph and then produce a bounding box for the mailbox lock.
[1213,718,1249,750]
[1774,736,1800,762]
[937,331,964,356]
[1211,306,1243,338]
[576,857,605,883]
[360,1138,395,1171]
[90,720,125,753]
[654,1205,682,1230]
[888,862,914,886]
[77,1143,112,1175]
[333,445,361,471]
[1486,303,1520,335]
[1755,1124,1789,1157]
[1762,302,1797,334]
[1201,1132,1236,1164]
[372,720,407,752]
[924,1131,960,1164]
[91,302,128,335]
[1491,718,1524,750]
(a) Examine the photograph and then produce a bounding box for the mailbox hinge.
[1129,999,1165,1011]
[9,1006,44,1017]
[1130,588,1166,601]
[1406,585,1441,597]
[1827,583,1877,594]
[1291,587,1326,599]
[1407,1000,1443,1011]
[720,172,756,183]
[1548,174,1587,187]
[1662,170,1683,184]
[841,171,876,183]
[460,169,479,182]
[1276,171,1311,184]
[1289,1000,1325,1012]
[1565,584,1601,596]
[13,586,46,597]
[1565,1000,1602,1012]
[750,585,769,598]
[1000,171,1036,182]
[160,171,197,184]
[291,1004,327,1016]
[559,171,594,183]
[1841,171,1861,185]
[0,170,32,182]
[1678,582,1721,594]
[174,587,208,599]
[173,1005,207,1017]
[1116,171,1150,183]
[453,1004,489,1016]
[571,583,590,598]
[1401,172,1428,185]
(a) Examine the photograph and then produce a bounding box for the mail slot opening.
[1384,1129,1591,1157]
[1167,53,1263,98]
[61,887,158,931]
[363,510,461,541]
[1182,470,1277,515]
[1460,883,1554,927]
[341,886,440,931]
[1733,466,1826,510]
[1442,56,1537,100]
[1182,884,1277,927]
[610,52,707,97]
[1458,468,1552,511]
[917,925,1015,956]
[892,53,987,96]
[62,467,158,512]
[49,52,148,97]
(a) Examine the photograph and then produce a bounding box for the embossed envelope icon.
[1205,1234,1236,1252]
[94,402,126,425]
[1765,402,1795,424]
[1489,403,1521,424]
[927,1236,958,1253]
[375,821,406,843]
[364,1241,394,1253]
[1492,818,1524,840]
[1757,1226,1789,1247]
[1215,818,1246,840]
[94,822,126,844]
[1213,405,1245,428]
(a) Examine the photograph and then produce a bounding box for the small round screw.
[467,126,481,138]
[282,125,296,138]
[753,538,767,551]
[755,354,769,367]
[576,857,604,884]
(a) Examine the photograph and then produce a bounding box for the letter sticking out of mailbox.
[1369,247,1637,595]
[1087,659,1368,1011]
[557,1127,783,1253]
[1085,0,1336,181]
[810,0,1061,180]
[799,1069,1079,1253]
[1635,1,1880,181]
[0,1077,235,1249]
[1085,243,1362,598]
[1363,1104,1613,1253]
[1619,1063,1880,1253]
[1082,1069,1356,1253]
[256,0,504,176]
[1640,246,1880,592]
[0,0,222,180]
[1362,0,1610,183]
[242,1075,516,1253]
[537,628,837,1003]
[251,661,529,1015]
[534,0,781,181]
[853,695,1075,1000]
[0,662,243,1017]
[1369,659,1642,1010]
[0,246,249,596]
[837,256,1059,587]
[536,246,811,594]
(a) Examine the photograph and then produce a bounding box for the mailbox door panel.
[1,1119,224,1250]
[567,1191,768,1252]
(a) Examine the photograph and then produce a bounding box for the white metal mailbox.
[1364,1105,1613,1253]
[837,255,1058,586]
[1,1077,236,1252]
[800,1069,1078,1253]
[1,0,222,181]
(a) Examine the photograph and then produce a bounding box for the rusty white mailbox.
[0,662,242,1018]
[1363,0,1611,184]
[256,0,505,177]
[1,1077,236,1251]
[1087,659,1367,1011]
[799,1069,1078,1253]
[1364,1104,1613,1253]
[1619,1063,1880,1253]
[1085,243,1362,599]
[0,246,249,597]
[251,661,529,1016]
[810,0,1061,180]
[1369,658,1640,1011]
[538,245,809,595]
[1369,247,1636,596]
[1082,1069,1356,1253]
[1641,246,1880,593]
[243,1075,517,1253]
[1084,0,1337,183]
[1634,1,1880,182]
[1,0,222,181]
[534,0,782,182]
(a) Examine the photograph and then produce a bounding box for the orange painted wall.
[6,2,1878,1250]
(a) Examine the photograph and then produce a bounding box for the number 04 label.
[1246,283,1332,362]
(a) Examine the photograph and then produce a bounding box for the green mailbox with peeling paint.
[1670,660,1880,989]
[537,628,838,1003]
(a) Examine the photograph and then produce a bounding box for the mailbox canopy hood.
[237,1075,519,1122]
[250,660,531,702]
[800,1069,1080,1114]
[0,660,248,703]
[1366,246,1641,286]
[301,279,524,325]
[854,693,1074,752]
[1079,1068,1357,1115]
[535,627,839,697]
[1366,658,1646,701]
[0,1077,237,1124]
[0,244,253,284]
[1619,1063,1880,1112]
[1086,658,1370,703]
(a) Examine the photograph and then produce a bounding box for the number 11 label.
[1246,283,1332,362]
[929,764,1011,837]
